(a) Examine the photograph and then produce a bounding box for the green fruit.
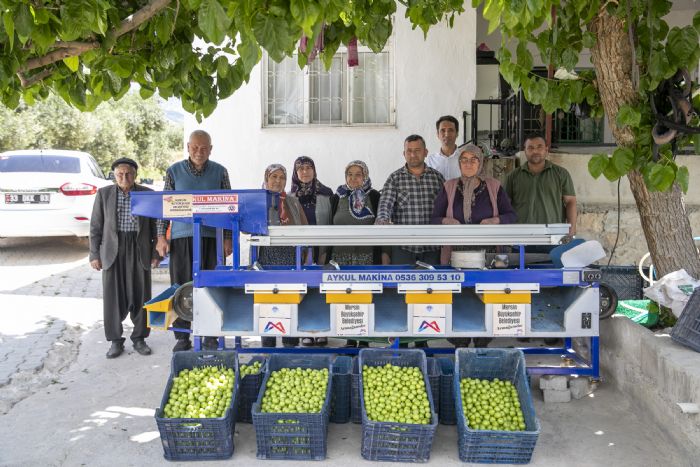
[240,360,263,377]
[362,363,431,424]
[260,367,328,414]
[164,365,234,419]
[460,377,526,431]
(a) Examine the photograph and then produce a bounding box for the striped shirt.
[156,159,232,237]
[117,188,138,232]
[376,164,445,253]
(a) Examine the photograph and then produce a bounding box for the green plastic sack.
[614,299,659,328]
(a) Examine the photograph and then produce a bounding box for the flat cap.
[111,157,139,171]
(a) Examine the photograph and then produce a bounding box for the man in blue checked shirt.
[375,134,445,265]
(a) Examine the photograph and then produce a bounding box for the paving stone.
[539,375,568,391]
[543,388,572,403]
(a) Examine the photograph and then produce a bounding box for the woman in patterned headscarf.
[291,156,332,346]
[259,164,307,348]
[327,160,381,348]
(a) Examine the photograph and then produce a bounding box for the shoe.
[282,337,299,348]
[261,336,277,348]
[315,337,328,346]
[447,338,471,348]
[544,338,561,346]
[473,338,492,348]
[301,337,315,346]
[173,338,192,352]
[203,337,219,350]
[414,341,428,349]
[357,341,369,348]
[343,341,358,348]
[133,340,152,356]
[106,341,124,359]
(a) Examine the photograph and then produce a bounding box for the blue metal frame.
[134,189,600,377]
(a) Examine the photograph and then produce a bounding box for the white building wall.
[184,6,477,190]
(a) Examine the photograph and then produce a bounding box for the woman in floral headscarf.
[327,160,381,265]
[328,160,381,348]
[291,155,333,346]
[259,164,307,348]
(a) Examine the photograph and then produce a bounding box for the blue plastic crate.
[236,356,267,423]
[427,357,441,413]
[252,354,333,460]
[154,351,239,461]
[331,356,352,423]
[437,357,456,425]
[358,349,438,463]
[454,348,540,464]
[671,288,700,352]
[351,357,362,424]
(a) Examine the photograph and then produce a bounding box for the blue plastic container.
[454,348,540,464]
[331,355,352,423]
[236,356,267,423]
[437,357,457,425]
[252,354,333,460]
[358,349,438,463]
[427,357,441,412]
[671,288,700,352]
[351,357,362,424]
[154,351,239,461]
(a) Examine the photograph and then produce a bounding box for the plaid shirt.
[376,164,445,253]
[156,159,232,236]
[117,188,138,232]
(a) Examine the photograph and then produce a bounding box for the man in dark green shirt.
[505,134,577,237]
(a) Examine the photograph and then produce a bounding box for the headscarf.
[456,143,485,223]
[262,164,289,224]
[336,160,375,220]
[290,156,333,224]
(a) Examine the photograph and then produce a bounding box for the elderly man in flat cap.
[90,158,159,359]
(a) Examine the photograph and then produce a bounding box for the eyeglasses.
[459,157,480,165]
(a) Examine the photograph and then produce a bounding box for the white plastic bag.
[643,269,700,318]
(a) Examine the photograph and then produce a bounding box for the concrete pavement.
[0,237,695,466]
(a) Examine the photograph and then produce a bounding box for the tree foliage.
[0,92,182,176]
[475,0,700,193]
[0,0,465,122]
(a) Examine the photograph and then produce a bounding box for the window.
[263,42,394,127]
[0,155,80,173]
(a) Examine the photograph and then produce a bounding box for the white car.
[0,149,112,237]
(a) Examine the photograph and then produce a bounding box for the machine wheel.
[599,283,618,320]
[173,281,194,322]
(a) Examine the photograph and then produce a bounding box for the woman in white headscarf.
[259,164,307,348]
[431,143,516,348]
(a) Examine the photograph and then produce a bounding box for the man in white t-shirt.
[426,115,461,180]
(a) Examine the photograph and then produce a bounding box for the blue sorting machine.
[132,189,601,377]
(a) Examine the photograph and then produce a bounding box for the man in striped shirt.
[376,134,445,265]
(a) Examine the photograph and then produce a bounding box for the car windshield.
[0,154,81,173]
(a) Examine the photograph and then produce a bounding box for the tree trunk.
[589,11,700,278]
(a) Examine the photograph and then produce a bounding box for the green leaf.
[666,26,699,65]
[139,86,155,99]
[33,8,50,25]
[253,13,295,63]
[198,0,233,45]
[63,56,80,73]
[14,3,33,40]
[676,166,689,193]
[616,105,641,128]
[581,31,596,49]
[602,160,620,182]
[516,41,532,71]
[3,13,14,51]
[291,0,321,37]
[561,48,578,70]
[588,153,609,179]
[237,38,261,75]
[611,147,634,175]
[646,163,675,191]
[694,11,700,35]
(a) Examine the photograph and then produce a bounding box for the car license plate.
[4,193,50,204]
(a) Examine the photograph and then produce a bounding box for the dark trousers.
[390,246,440,265]
[103,232,151,343]
[170,236,218,340]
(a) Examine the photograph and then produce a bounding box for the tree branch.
[18,68,54,87]
[17,0,173,85]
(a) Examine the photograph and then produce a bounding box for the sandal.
[315,337,328,346]
[301,337,315,346]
